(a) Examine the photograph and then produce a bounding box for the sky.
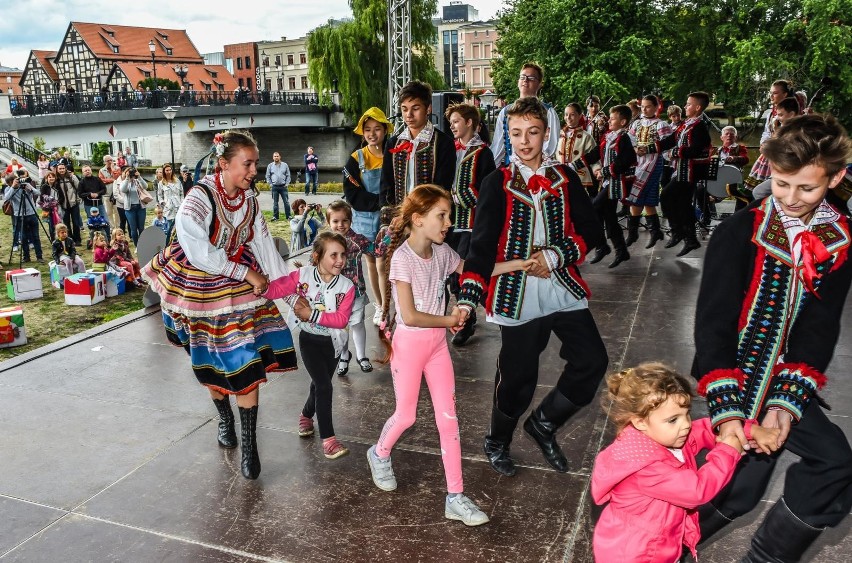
[1,0,505,70]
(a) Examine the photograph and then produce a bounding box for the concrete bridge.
[0,93,357,175]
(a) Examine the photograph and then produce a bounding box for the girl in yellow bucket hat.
[343,107,394,328]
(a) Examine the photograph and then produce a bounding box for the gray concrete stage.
[1,235,850,562]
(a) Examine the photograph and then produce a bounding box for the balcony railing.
[7,90,321,117]
[0,131,48,166]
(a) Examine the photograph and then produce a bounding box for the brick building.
[223,42,258,91]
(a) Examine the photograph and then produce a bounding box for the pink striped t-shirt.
[389,240,461,330]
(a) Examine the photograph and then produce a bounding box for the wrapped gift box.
[0,306,26,348]
[49,260,71,289]
[64,273,106,306]
[104,272,126,297]
[5,268,44,301]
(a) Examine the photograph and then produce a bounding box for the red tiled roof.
[32,50,59,81]
[115,62,237,91]
[71,22,203,63]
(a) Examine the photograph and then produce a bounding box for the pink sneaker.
[323,437,349,459]
[298,415,314,437]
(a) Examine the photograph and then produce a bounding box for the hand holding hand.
[527,251,551,278]
[447,307,465,334]
[760,409,792,448]
[749,424,782,454]
[717,420,749,451]
[245,270,269,296]
[293,296,312,321]
[720,433,746,454]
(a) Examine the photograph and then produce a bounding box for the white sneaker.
[367,445,397,491]
[445,494,489,526]
[372,303,384,326]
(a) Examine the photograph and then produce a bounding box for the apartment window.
[300,76,308,89]
[244,56,251,69]
[472,44,480,60]
[288,76,296,89]
[287,54,294,65]
[236,58,242,70]
[275,54,281,66]
[484,44,492,59]
[300,53,306,64]
[166,48,172,56]
[238,78,244,87]
[277,77,283,90]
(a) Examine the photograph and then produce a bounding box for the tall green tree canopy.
[308,0,445,119]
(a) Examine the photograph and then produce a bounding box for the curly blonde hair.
[605,362,694,432]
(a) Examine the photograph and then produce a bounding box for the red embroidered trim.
[773,362,828,389]
[459,271,486,289]
[739,207,767,331]
[697,368,745,396]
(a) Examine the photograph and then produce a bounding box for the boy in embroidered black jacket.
[379,80,456,207]
[692,114,852,562]
[444,102,497,346]
[456,97,608,477]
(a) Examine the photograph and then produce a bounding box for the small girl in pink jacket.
[591,363,779,562]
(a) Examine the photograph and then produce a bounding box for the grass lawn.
[1,205,293,360]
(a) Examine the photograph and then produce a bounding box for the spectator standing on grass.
[304,146,319,195]
[265,152,291,221]
[55,163,82,244]
[99,155,121,227]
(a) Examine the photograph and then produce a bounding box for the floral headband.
[213,132,229,157]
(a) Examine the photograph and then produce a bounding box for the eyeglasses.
[518,74,539,83]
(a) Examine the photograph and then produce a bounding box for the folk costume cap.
[354,107,394,136]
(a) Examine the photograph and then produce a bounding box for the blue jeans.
[125,204,146,246]
[305,171,318,195]
[271,185,290,219]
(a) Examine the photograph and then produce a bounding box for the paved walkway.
[1,231,849,562]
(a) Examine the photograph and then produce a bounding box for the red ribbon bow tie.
[794,230,831,298]
[454,140,466,151]
[389,140,414,154]
[527,174,560,197]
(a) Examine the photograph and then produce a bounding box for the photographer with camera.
[289,199,325,252]
[119,166,150,246]
[3,172,45,263]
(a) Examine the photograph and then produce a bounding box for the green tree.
[90,142,111,167]
[137,78,180,91]
[308,0,445,119]
[493,0,657,111]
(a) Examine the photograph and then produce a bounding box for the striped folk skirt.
[142,243,296,394]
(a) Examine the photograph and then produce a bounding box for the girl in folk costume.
[142,130,296,480]
[380,81,455,207]
[325,200,375,375]
[263,232,356,460]
[585,95,609,146]
[557,102,601,196]
[591,105,636,269]
[592,363,757,563]
[343,107,394,326]
[745,96,801,191]
[444,102,497,346]
[367,185,490,527]
[626,95,673,248]
[693,115,852,562]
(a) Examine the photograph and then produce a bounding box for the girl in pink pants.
[366,184,489,527]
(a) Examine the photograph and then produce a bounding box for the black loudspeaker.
[431,92,465,134]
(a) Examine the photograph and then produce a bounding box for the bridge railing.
[0,131,49,166]
[7,90,321,117]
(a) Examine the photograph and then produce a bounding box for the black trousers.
[592,191,626,250]
[495,308,608,419]
[707,401,852,528]
[299,331,339,439]
[660,179,697,237]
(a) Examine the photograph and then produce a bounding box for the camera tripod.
[7,178,52,269]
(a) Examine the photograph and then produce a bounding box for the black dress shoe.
[588,245,611,264]
[676,238,701,257]
[608,248,630,268]
[664,234,683,249]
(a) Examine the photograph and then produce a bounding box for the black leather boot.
[212,397,237,449]
[625,215,640,247]
[677,232,701,257]
[588,245,611,264]
[452,308,476,347]
[664,228,683,249]
[608,247,630,268]
[697,503,733,546]
[741,498,823,563]
[483,408,519,477]
[238,405,261,479]
[523,389,580,472]
[645,215,665,248]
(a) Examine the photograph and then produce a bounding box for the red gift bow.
[527,174,560,197]
[454,140,466,151]
[389,140,414,154]
[794,230,831,298]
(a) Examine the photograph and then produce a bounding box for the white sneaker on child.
[367,445,397,491]
[445,494,489,526]
[372,303,384,326]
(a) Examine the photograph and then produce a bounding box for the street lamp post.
[148,40,158,108]
[162,106,178,169]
